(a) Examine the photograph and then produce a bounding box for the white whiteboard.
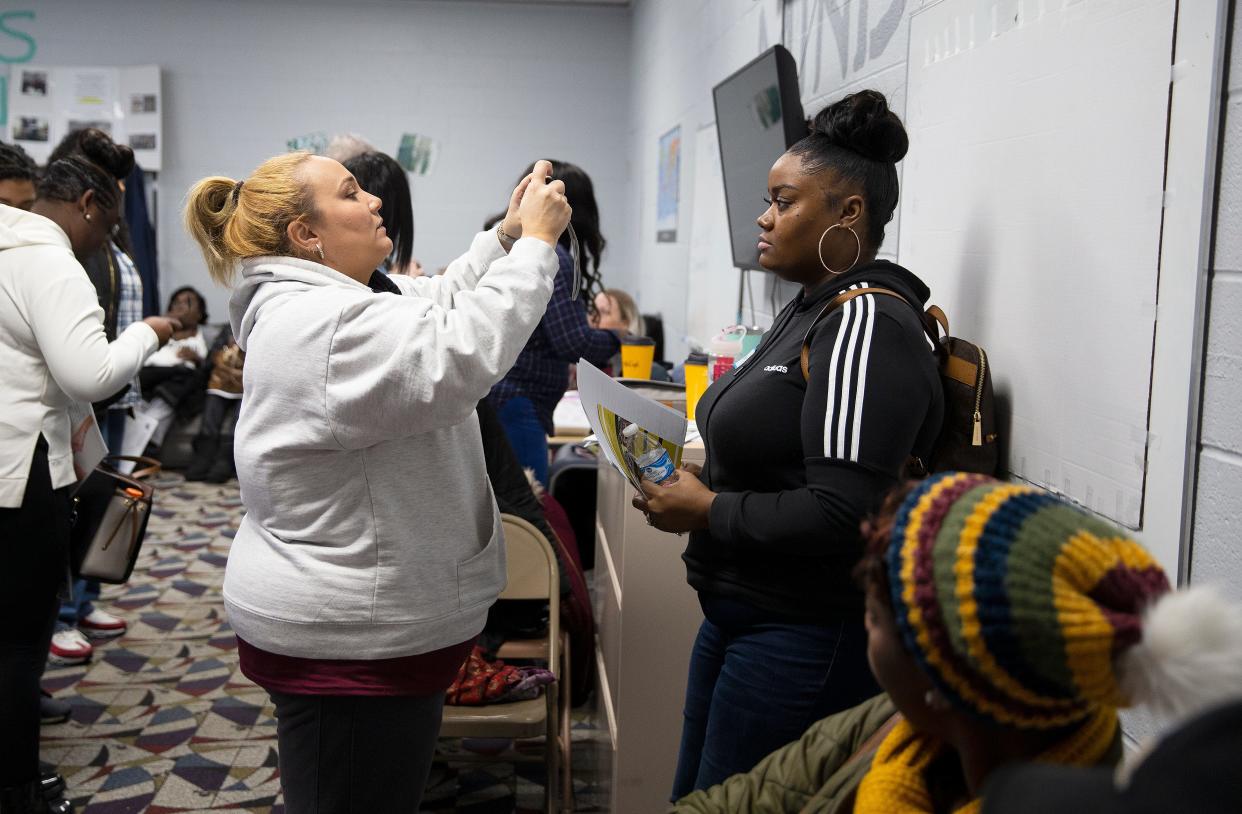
[899,0,1176,528]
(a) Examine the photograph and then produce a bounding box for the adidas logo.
[763,364,788,374]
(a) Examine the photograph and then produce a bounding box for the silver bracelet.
[496,223,518,245]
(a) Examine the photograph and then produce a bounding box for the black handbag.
[70,455,159,584]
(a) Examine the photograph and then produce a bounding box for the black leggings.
[269,690,445,814]
[0,437,72,788]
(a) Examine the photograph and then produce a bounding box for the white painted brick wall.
[1192,5,1242,599]
[23,0,632,320]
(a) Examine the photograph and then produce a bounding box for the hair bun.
[811,89,908,164]
[77,127,135,180]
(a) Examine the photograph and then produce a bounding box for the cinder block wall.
[1192,3,1242,601]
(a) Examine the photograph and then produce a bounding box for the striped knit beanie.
[885,472,1174,729]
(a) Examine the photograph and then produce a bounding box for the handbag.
[70,455,160,584]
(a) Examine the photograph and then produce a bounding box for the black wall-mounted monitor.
[712,45,807,271]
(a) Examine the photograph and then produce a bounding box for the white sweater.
[222,231,558,660]
[0,207,158,508]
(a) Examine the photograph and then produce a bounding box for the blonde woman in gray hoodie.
[184,154,570,812]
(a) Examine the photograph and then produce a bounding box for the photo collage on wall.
[8,65,162,171]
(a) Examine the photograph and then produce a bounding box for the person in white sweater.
[183,153,571,812]
[0,132,177,814]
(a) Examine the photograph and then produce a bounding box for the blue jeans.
[57,579,100,630]
[670,595,880,800]
[496,396,549,486]
[102,408,127,454]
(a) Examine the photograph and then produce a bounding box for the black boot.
[38,771,64,803]
[0,778,71,814]
[204,435,234,484]
[184,434,219,482]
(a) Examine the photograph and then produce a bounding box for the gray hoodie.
[222,231,558,660]
[0,206,156,507]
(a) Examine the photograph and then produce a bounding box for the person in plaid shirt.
[104,236,145,449]
[486,160,625,485]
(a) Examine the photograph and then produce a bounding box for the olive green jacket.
[671,694,899,814]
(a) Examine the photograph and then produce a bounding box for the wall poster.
[7,64,161,170]
[656,125,681,243]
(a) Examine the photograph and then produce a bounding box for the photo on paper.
[656,125,681,243]
[130,93,157,114]
[129,133,156,150]
[752,84,782,130]
[68,119,112,137]
[20,70,47,96]
[397,133,439,176]
[286,131,328,154]
[14,116,48,142]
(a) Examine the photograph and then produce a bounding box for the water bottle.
[621,424,676,484]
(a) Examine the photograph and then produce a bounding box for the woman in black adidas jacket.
[635,90,945,799]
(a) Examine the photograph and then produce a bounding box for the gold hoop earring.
[818,224,861,275]
[315,244,324,261]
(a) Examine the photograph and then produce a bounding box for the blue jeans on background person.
[57,580,100,631]
[103,408,127,456]
[496,396,549,486]
[670,594,880,800]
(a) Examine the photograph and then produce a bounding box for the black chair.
[642,313,666,366]
[546,443,598,571]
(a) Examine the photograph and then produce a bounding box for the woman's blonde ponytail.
[185,176,242,286]
[184,152,316,287]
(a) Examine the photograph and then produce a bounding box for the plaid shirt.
[489,245,619,433]
[111,243,145,410]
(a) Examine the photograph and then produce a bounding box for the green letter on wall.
[0,11,36,64]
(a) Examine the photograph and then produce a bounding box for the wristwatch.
[496,223,518,246]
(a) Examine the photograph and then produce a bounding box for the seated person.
[984,696,1242,814]
[477,397,566,644]
[185,326,244,483]
[672,472,1242,813]
[592,287,644,336]
[135,286,209,452]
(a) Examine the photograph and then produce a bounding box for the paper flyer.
[117,411,160,475]
[577,360,687,492]
[67,402,107,483]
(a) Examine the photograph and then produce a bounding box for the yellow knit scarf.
[853,707,1118,814]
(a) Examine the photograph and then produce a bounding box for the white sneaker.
[80,608,128,639]
[49,628,94,665]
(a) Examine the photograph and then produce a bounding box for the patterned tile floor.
[41,476,609,813]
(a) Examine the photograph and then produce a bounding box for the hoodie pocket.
[457,521,506,610]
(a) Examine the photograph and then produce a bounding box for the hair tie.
[231,180,244,204]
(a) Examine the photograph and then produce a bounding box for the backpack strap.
[800,286,937,381]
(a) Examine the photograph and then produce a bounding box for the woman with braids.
[0,141,37,210]
[671,473,1242,813]
[0,131,178,814]
[43,130,152,666]
[485,159,623,485]
[636,90,943,797]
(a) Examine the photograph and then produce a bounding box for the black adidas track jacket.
[685,261,944,622]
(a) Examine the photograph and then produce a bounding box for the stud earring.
[84,213,92,221]
[315,244,324,261]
